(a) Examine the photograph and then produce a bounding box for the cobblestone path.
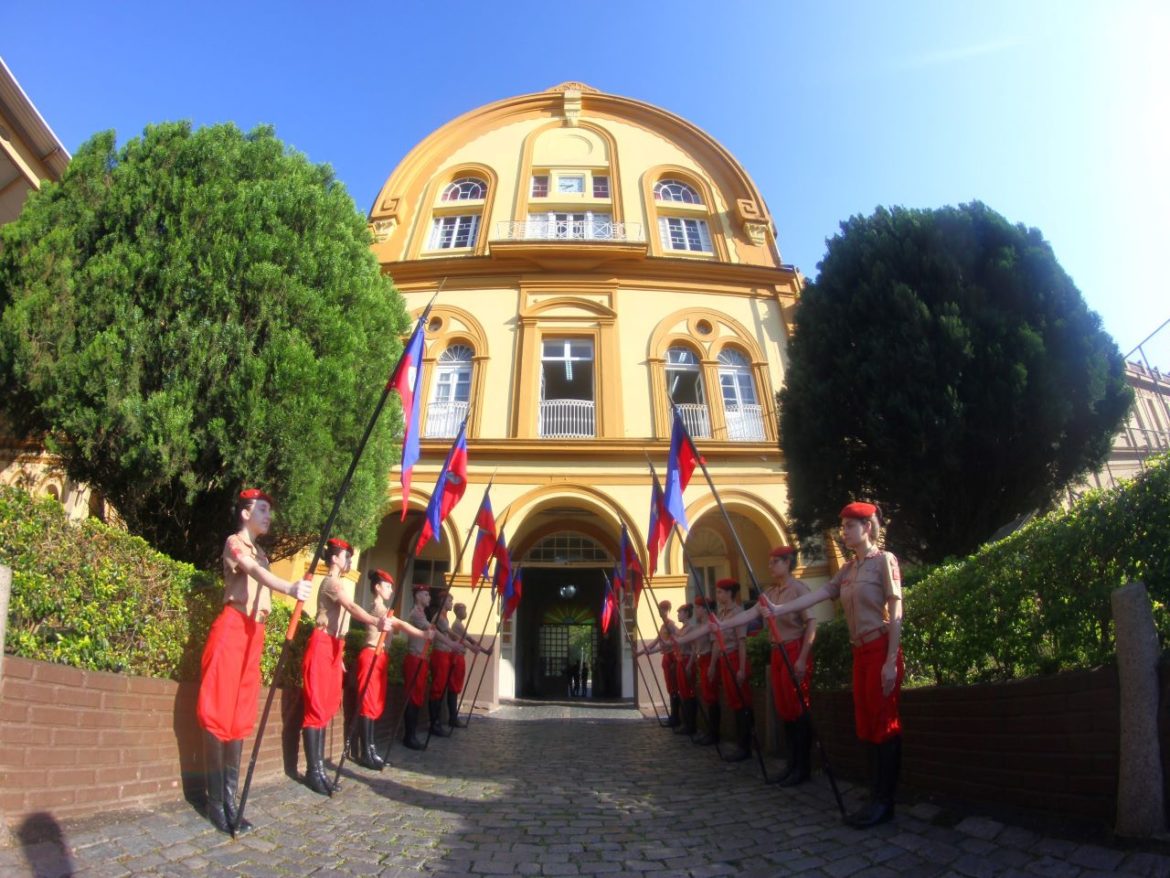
[4,704,1167,877]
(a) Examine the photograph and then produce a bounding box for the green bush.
[902,453,1170,685]
[0,484,314,685]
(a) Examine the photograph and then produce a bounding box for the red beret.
[714,578,739,592]
[658,600,672,611]
[238,487,273,505]
[412,584,430,595]
[692,595,708,608]
[769,546,795,559]
[326,537,353,553]
[372,569,394,584]
[840,502,878,520]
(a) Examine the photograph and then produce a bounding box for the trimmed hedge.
[0,485,412,685]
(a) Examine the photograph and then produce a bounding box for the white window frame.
[658,216,712,253]
[428,214,480,250]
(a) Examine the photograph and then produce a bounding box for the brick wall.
[810,665,1122,825]
[0,657,345,824]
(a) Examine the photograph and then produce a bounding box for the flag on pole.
[663,408,702,532]
[646,474,672,577]
[470,491,498,588]
[389,310,430,519]
[414,421,469,554]
[502,565,523,621]
[491,528,511,598]
[600,574,618,635]
[618,524,644,608]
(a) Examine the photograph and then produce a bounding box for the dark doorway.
[515,567,622,699]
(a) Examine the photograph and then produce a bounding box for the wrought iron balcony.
[675,403,711,439]
[724,404,766,441]
[423,400,469,439]
[495,220,644,243]
[539,399,596,438]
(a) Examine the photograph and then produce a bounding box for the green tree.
[0,122,408,567]
[780,202,1132,563]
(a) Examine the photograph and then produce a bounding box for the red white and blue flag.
[470,491,498,588]
[502,565,523,621]
[600,573,618,635]
[646,474,672,577]
[616,524,644,608]
[491,527,511,598]
[663,408,702,532]
[389,310,429,519]
[414,420,468,554]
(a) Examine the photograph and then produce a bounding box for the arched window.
[717,349,764,440]
[525,531,612,564]
[665,346,710,438]
[425,344,473,438]
[654,179,703,204]
[441,177,487,201]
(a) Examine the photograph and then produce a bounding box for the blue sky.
[5,0,1168,368]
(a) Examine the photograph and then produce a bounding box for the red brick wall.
[0,657,344,824]
[811,665,1121,824]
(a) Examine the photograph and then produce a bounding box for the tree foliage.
[780,203,1131,562]
[0,122,408,566]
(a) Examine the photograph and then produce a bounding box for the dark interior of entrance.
[515,567,622,699]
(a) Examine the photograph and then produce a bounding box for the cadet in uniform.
[672,603,698,737]
[353,569,431,770]
[633,600,682,728]
[300,538,394,795]
[196,488,312,834]
[759,502,904,827]
[712,578,753,762]
[765,546,816,785]
[449,601,492,729]
[401,585,434,749]
[426,593,469,738]
[673,595,719,746]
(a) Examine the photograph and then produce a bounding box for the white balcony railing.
[496,220,644,243]
[725,404,766,441]
[539,399,596,438]
[423,400,469,439]
[675,403,711,439]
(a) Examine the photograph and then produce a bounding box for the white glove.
[291,578,312,601]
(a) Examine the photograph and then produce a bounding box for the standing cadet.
[353,569,432,770]
[632,600,681,728]
[300,538,394,795]
[426,593,470,738]
[712,578,753,762]
[401,585,434,749]
[196,488,312,834]
[672,603,698,737]
[449,601,492,729]
[759,502,904,827]
[765,546,816,785]
[673,595,718,746]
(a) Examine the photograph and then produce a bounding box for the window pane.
[557,175,585,194]
[531,175,549,197]
[592,176,609,198]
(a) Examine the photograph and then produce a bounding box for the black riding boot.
[676,698,697,736]
[202,730,231,833]
[221,738,254,834]
[779,715,811,787]
[428,699,450,737]
[693,703,720,745]
[769,721,797,784]
[846,737,899,827]
[723,708,752,762]
[447,690,467,728]
[302,727,331,796]
[403,703,425,750]
[667,695,681,728]
[359,716,385,770]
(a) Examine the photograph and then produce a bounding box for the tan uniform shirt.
[716,606,746,655]
[823,550,902,642]
[314,576,353,638]
[433,615,455,653]
[691,616,713,656]
[364,599,390,649]
[452,620,469,655]
[407,605,429,656]
[765,579,812,643]
[222,534,271,621]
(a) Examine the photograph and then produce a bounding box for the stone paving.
[4,703,1168,877]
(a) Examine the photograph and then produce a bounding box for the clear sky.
[5,0,1168,368]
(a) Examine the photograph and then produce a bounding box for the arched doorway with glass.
[513,530,624,700]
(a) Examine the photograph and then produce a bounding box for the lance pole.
[458,587,501,725]
[232,292,440,833]
[604,571,667,726]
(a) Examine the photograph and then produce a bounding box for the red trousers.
[429,650,454,700]
[674,653,695,699]
[852,635,904,743]
[716,651,751,711]
[661,653,678,696]
[771,640,813,722]
[197,606,266,742]
[356,646,388,719]
[302,628,344,729]
[696,654,718,706]
[450,654,467,694]
[402,653,428,707]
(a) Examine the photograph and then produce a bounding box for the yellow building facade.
[357,83,824,708]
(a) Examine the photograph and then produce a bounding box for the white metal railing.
[539,399,596,438]
[675,403,711,439]
[496,221,644,243]
[423,400,469,438]
[724,404,766,441]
